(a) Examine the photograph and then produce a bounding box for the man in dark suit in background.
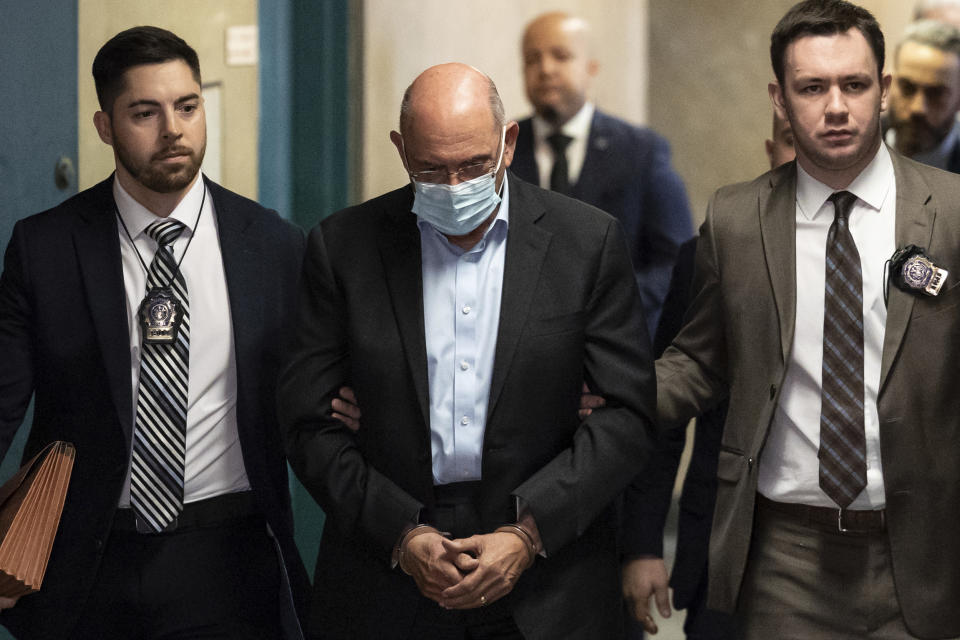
[884,19,960,173]
[0,27,308,639]
[279,62,657,639]
[512,11,693,336]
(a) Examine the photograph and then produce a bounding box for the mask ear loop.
[493,125,507,196]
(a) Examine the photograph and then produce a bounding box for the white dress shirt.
[532,102,595,189]
[114,173,250,506]
[417,180,510,485]
[758,144,896,509]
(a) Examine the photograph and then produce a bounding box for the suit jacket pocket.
[716,447,747,483]
[912,277,960,320]
[525,310,585,337]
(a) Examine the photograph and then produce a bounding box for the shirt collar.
[532,102,595,143]
[795,143,893,221]
[416,176,510,254]
[113,172,206,240]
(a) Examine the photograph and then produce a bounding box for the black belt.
[757,494,885,534]
[113,491,262,534]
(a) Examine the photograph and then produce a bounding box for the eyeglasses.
[407,160,497,185]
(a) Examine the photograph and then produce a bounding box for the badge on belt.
[138,288,184,343]
[888,245,949,297]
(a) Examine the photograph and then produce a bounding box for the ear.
[501,121,520,168]
[93,111,113,146]
[765,139,775,167]
[389,130,408,171]
[880,72,892,112]
[587,58,600,78]
[769,82,787,121]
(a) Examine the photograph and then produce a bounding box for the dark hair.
[770,0,884,87]
[92,26,201,113]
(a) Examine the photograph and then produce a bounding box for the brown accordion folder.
[0,441,76,597]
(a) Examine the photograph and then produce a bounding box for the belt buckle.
[837,508,849,533]
[837,508,877,534]
[135,515,178,534]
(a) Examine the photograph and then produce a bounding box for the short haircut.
[897,19,960,62]
[399,74,505,138]
[92,26,201,113]
[914,0,960,20]
[771,0,885,87]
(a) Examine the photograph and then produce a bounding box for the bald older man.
[512,12,693,336]
[279,64,657,639]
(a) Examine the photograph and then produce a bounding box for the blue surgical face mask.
[404,126,506,236]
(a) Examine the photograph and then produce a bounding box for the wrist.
[397,525,442,575]
[494,524,536,568]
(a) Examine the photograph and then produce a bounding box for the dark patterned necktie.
[547,132,573,195]
[131,219,189,531]
[819,190,867,508]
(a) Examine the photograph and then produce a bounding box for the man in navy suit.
[512,11,693,335]
[0,27,308,639]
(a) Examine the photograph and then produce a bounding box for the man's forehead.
[784,28,878,79]
[524,16,588,50]
[897,41,960,75]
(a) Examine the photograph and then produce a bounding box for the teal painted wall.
[0,1,78,635]
[259,0,353,579]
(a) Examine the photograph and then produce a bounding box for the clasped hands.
[398,525,534,609]
[333,388,534,609]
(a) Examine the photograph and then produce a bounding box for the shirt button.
[460,360,470,371]
[460,416,470,426]
[462,305,472,314]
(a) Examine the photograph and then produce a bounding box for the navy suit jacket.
[0,177,310,639]
[512,109,693,335]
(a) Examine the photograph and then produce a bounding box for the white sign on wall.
[226,25,258,66]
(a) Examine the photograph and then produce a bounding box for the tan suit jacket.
[656,149,960,639]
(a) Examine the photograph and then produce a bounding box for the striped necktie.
[131,219,189,532]
[819,190,867,508]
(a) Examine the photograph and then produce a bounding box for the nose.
[907,90,927,118]
[160,107,182,140]
[824,86,848,120]
[538,55,556,76]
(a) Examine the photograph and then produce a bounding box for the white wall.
[361,0,648,200]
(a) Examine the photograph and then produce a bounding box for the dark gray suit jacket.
[656,150,960,639]
[0,177,309,639]
[279,174,657,640]
[512,110,693,336]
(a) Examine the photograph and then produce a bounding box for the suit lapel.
[208,179,264,435]
[572,111,612,205]
[487,176,552,419]
[880,154,934,393]
[74,178,134,441]
[759,164,798,363]
[512,118,539,185]
[379,189,431,428]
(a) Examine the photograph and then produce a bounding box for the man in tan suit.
[655,1,960,637]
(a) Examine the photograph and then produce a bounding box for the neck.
[538,100,585,129]
[115,168,198,218]
[797,138,880,191]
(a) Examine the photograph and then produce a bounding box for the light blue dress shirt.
[417,180,510,485]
